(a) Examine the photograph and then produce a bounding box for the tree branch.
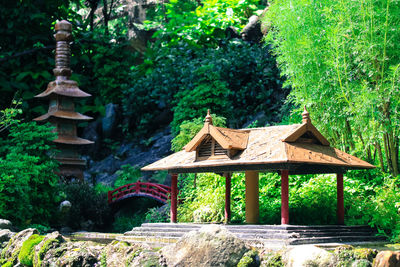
[0,45,55,63]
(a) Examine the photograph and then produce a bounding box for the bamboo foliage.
[265,0,400,175]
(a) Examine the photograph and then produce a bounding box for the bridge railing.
[108,181,172,204]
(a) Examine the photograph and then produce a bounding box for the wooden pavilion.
[142,108,375,225]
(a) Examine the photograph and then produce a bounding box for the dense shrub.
[367,178,400,241]
[59,181,112,231]
[152,0,262,47]
[113,165,142,187]
[145,205,170,223]
[0,107,59,226]
[177,170,399,237]
[178,173,226,223]
[123,40,285,136]
[112,213,145,233]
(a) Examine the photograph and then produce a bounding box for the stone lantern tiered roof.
[34,20,93,180]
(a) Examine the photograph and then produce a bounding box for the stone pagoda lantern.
[34,20,93,180]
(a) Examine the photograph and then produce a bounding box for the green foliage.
[123,39,285,137]
[144,205,170,223]
[152,0,261,47]
[0,1,136,122]
[368,178,400,241]
[0,100,22,132]
[150,171,169,184]
[171,66,231,134]
[261,251,283,267]
[59,181,112,231]
[177,169,400,235]
[94,182,114,194]
[27,224,51,234]
[290,175,337,225]
[18,234,44,267]
[238,250,259,267]
[333,246,357,267]
[0,0,72,115]
[178,173,226,223]
[0,106,59,226]
[112,213,146,233]
[2,261,13,267]
[171,115,227,152]
[265,0,400,175]
[72,26,136,116]
[114,165,142,187]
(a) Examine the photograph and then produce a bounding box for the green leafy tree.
[0,1,136,120]
[171,114,227,152]
[152,0,261,47]
[264,0,400,175]
[123,39,285,137]
[0,106,59,226]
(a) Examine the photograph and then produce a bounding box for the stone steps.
[123,223,385,247]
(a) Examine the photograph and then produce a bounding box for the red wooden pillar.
[281,170,289,224]
[224,172,231,223]
[337,173,344,225]
[170,173,178,223]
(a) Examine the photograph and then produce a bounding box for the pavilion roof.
[142,108,375,174]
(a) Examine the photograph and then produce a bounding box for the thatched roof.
[142,109,375,174]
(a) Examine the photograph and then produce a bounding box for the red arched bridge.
[108,181,171,204]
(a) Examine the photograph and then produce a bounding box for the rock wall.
[0,225,399,267]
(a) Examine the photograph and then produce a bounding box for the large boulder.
[33,231,65,267]
[373,251,400,267]
[0,219,12,230]
[241,15,263,43]
[283,245,334,267]
[102,103,119,139]
[161,224,250,267]
[104,240,142,267]
[0,229,14,244]
[0,228,39,266]
[130,250,163,267]
[41,240,102,266]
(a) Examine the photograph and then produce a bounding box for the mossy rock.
[260,251,283,267]
[0,228,39,266]
[129,250,162,267]
[351,259,372,267]
[353,248,378,262]
[32,231,64,267]
[18,234,44,266]
[104,240,143,266]
[238,249,259,267]
[41,241,103,266]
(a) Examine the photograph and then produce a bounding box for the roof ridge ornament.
[302,105,311,124]
[205,109,213,125]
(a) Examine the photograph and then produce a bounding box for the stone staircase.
[121,223,386,247]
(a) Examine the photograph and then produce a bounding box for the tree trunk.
[102,0,109,35]
[376,142,385,172]
[345,120,355,151]
[383,133,394,174]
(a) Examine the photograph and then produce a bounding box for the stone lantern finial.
[205,109,213,125]
[302,105,311,124]
[54,20,72,80]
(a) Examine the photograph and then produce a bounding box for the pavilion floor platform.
[122,223,386,248]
